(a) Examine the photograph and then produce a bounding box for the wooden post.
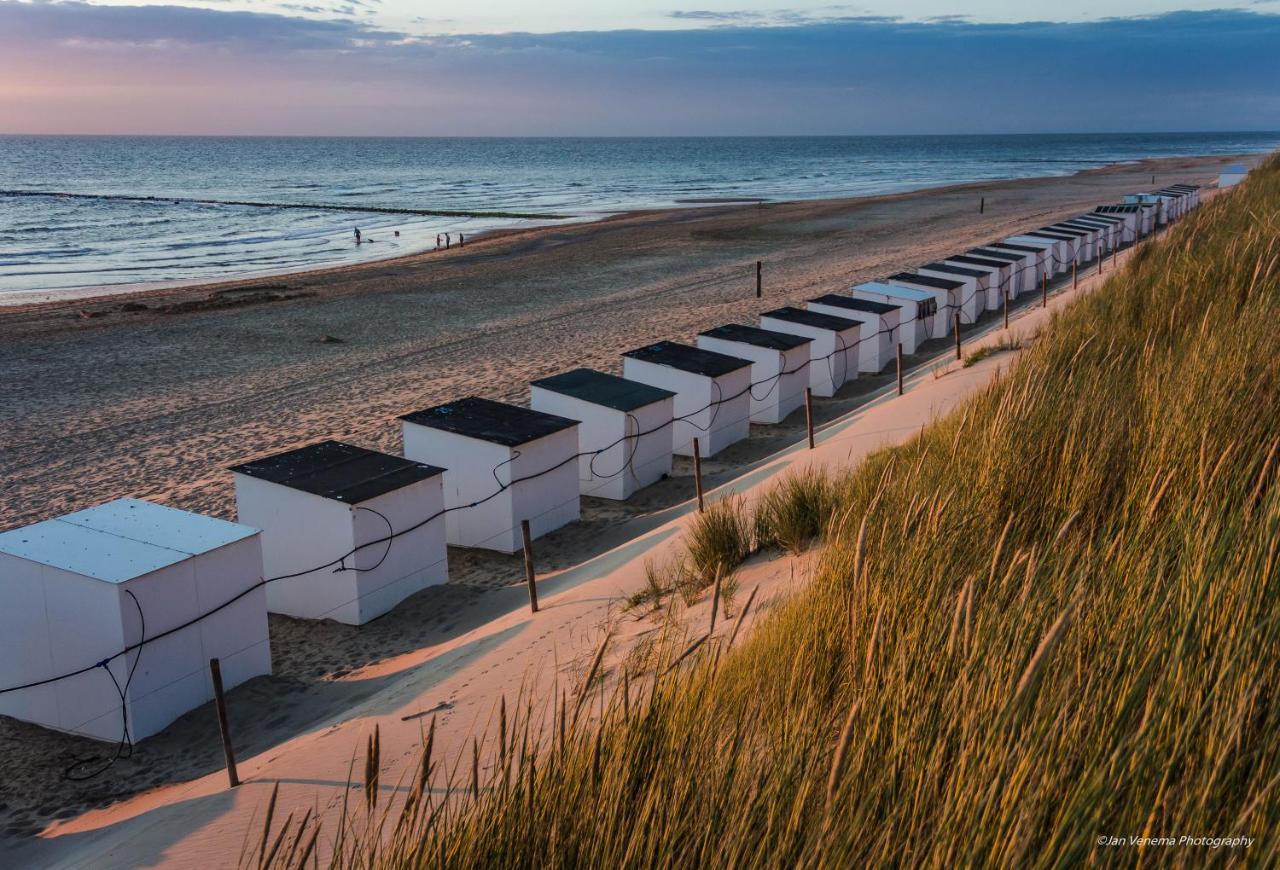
[521,520,539,613]
[755,261,762,299]
[1042,271,1048,308]
[979,196,985,214]
[692,437,705,513]
[1003,291,1009,330]
[953,312,962,361]
[209,658,239,788]
[896,343,904,396]
[804,388,815,450]
[1072,260,1078,290]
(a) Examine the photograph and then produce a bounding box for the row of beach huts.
[0,184,1204,744]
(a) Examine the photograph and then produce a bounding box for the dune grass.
[257,158,1280,867]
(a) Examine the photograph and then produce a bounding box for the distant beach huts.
[696,324,811,424]
[1219,165,1248,188]
[986,242,1050,286]
[965,247,1031,296]
[623,341,752,457]
[758,307,859,397]
[230,440,448,625]
[530,368,675,500]
[400,397,580,552]
[849,282,934,354]
[943,254,1013,310]
[886,273,961,336]
[0,499,270,742]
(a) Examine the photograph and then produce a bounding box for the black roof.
[809,294,900,315]
[1059,220,1111,232]
[761,306,859,331]
[888,272,963,291]
[623,340,751,378]
[699,323,812,351]
[1167,183,1199,191]
[230,440,444,505]
[1038,225,1088,237]
[968,248,1025,263]
[1095,204,1144,213]
[922,262,987,279]
[530,368,674,412]
[1026,230,1079,241]
[399,396,577,447]
[946,255,1009,271]
[989,241,1048,254]
[1065,214,1120,225]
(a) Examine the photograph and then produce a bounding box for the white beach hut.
[529,368,675,500]
[848,282,934,355]
[758,307,860,397]
[230,440,447,625]
[696,324,811,424]
[886,272,961,335]
[804,294,898,373]
[1046,223,1098,260]
[1061,216,1119,253]
[0,499,270,743]
[1167,183,1201,209]
[972,245,1039,294]
[914,263,984,323]
[944,254,1013,311]
[1123,194,1172,226]
[399,397,580,553]
[622,341,752,458]
[985,242,1050,287]
[1026,228,1087,265]
[964,247,1030,296]
[1220,165,1248,188]
[1091,206,1143,243]
[1005,235,1070,275]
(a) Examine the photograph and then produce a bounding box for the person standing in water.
[354,227,362,245]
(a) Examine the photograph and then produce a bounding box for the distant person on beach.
[459,234,465,247]
[445,233,451,249]
[354,227,362,244]
[436,234,441,248]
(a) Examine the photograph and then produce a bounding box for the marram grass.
[254,157,1280,868]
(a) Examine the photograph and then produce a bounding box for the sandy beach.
[0,153,1251,859]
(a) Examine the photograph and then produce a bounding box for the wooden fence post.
[755,261,762,299]
[1042,271,1048,308]
[954,312,962,361]
[209,658,239,788]
[521,520,539,613]
[804,388,815,450]
[692,438,705,513]
[896,343,904,396]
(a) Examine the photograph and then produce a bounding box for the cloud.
[1,3,1278,135]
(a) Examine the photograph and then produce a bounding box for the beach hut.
[529,368,675,500]
[1095,203,1154,237]
[1026,228,1088,265]
[943,254,1013,311]
[804,295,899,372]
[1005,235,1070,275]
[1091,205,1143,242]
[914,263,984,323]
[1046,223,1099,260]
[848,282,934,354]
[622,341,752,458]
[696,324,811,424]
[886,273,962,335]
[758,307,860,397]
[1220,165,1248,188]
[230,440,447,625]
[0,499,270,742]
[964,247,1031,296]
[1123,194,1173,226]
[1167,183,1201,209]
[1061,215,1121,253]
[399,397,579,553]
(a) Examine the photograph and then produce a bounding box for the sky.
[2,0,1279,135]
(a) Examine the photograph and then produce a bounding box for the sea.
[1,132,1276,298]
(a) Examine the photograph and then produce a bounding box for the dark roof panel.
[989,241,1048,253]
[968,248,1026,262]
[946,255,1009,270]
[230,440,444,504]
[808,294,900,315]
[622,340,752,378]
[399,396,577,447]
[699,323,813,351]
[888,272,964,290]
[761,306,860,331]
[922,262,987,278]
[1025,230,1079,241]
[530,368,675,412]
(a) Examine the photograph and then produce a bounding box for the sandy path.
[0,222,1184,867]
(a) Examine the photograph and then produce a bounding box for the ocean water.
[1,133,1276,297]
